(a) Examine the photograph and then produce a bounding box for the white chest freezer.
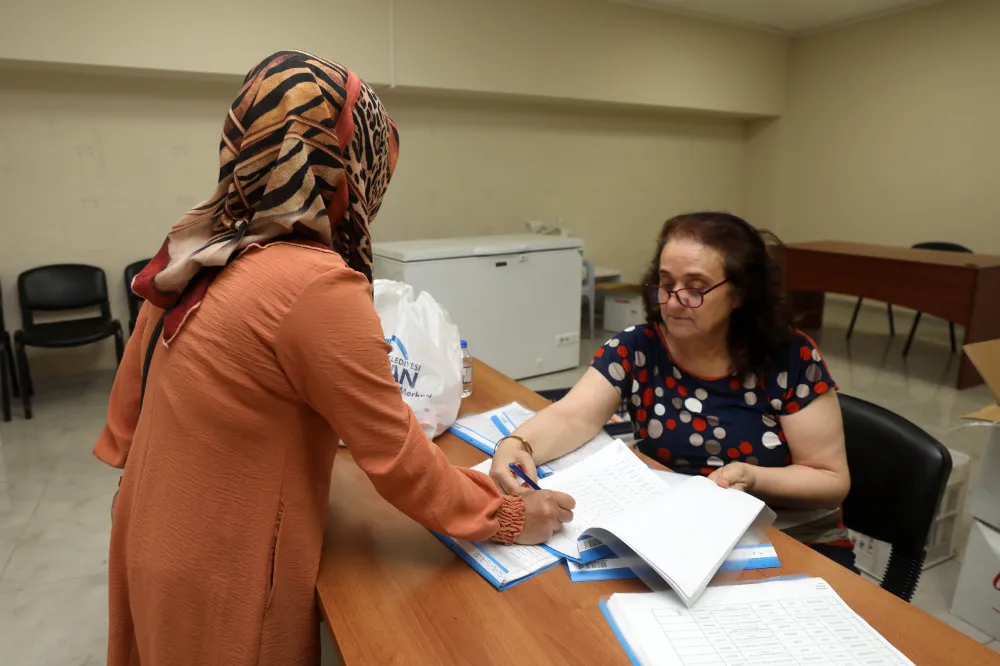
[373,234,584,380]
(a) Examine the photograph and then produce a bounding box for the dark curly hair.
[641,212,792,380]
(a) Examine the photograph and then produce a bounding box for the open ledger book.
[601,577,914,666]
[434,445,773,602]
[538,441,773,606]
[566,470,779,582]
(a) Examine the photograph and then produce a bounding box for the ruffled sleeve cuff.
[490,495,526,545]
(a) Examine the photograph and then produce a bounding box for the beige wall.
[0,71,232,375]
[376,92,747,278]
[394,0,788,115]
[0,70,748,375]
[0,0,393,84]
[0,0,786,378]
[0,0,789,117]
[15,0,999,378]
[746,0,1000,252]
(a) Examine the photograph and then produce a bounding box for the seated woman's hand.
[708,462,756,493]
[515,490,576,545]
[490,438,539,495]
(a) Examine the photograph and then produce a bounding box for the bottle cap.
[460,340,468,349]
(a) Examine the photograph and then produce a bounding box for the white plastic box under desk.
[373,234,583,380]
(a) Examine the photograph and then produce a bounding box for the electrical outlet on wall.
[555,332,579,346]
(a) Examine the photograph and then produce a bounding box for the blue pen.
[508,462,542,491]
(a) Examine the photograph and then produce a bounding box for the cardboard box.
[961,340,1000,531]
[951,519,1000,641]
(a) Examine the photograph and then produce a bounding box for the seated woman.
[490,212,854,567]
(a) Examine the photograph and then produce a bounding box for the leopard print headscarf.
[133,50,399,343]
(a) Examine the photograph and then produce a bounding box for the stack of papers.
[448,402,618,476]
[601,577,914,666]
[568,534,780,583]
[449,402,536,456]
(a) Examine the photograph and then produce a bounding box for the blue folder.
[431,532,562,591]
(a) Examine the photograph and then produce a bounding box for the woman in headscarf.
[94,51,574,666]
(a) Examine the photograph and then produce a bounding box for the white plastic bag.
[373,279,463,439]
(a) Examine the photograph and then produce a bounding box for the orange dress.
[95,242,522,666]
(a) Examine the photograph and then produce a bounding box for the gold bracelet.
[497,434,533,457]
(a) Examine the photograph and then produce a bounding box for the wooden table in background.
[783,240,1000,389]
[316,360,997,665]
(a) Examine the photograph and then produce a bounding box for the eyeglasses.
[644,280,729,309]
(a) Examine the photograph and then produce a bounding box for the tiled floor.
[0,297,997,664]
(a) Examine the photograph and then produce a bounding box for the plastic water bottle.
[461,340,473,398]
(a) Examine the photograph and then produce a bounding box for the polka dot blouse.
[592,324,837,476]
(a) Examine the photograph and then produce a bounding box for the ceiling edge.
[601,0,790,35]
[794,0,945,37]
[605,0,947,37]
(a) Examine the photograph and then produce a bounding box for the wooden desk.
[316,361,997,665]
[783,240,1000,389]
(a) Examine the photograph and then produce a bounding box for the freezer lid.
[372,234,583,262]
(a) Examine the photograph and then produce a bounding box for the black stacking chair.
[14,264,124,419]
[839,393,952,602]
[845,300,895,340]
[902,242,972,357]
[124,259,151,334]
[1,281,21,422]
[845,242,972,356]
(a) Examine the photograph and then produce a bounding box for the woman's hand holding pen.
[490,439,575,544]
[515,489,576,545]
[490,438,539,495]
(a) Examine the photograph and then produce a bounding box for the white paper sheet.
[543,430,617,473]
[449,538,559,587]
[605,577,914,666]
[538,441,668,558]
[588,475,768,604]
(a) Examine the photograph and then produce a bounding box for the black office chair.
[124,258,152,334]
[839,393,952,602]
[845,242,972,356]
[14,264,124,419]
[1,281,21,422]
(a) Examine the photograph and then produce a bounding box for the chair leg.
[903,312,922,358]
[25,352,34,397]
[887,304,895,337]
[3,333,19,397]
[949,322,957,353]
[846,298,863,340]
[1,346,10,422]
[13,335,32,419]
